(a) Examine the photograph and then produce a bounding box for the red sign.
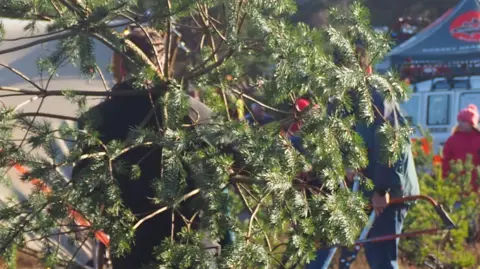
[450,11,480,42]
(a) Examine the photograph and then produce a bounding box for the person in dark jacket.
[74,26,216,269]
[306,42,420,269]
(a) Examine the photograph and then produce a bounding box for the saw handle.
[390,195,457,229]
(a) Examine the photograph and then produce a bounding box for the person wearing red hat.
[283,97,316,153]
[442,104,480,192]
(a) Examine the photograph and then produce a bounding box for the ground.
[0,251,44,269]
[329,250,418,269]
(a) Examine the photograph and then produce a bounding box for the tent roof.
[388,0,480,64]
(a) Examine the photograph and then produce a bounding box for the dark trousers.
[306,205,408,269]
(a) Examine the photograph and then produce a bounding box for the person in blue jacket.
[306,41,420,269]
[244,103,274,126]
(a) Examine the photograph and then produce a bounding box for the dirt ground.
[328,250,418,269]
[0,251,45,269]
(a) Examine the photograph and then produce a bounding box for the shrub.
[401,131,480,268]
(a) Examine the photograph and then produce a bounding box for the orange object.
[433,155,442,166]
[11,162,110,247]
[420,138,431,155]
[411,137,431,155]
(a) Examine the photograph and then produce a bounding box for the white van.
[399,76,480,153]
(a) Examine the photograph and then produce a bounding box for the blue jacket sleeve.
[355,90,406,196]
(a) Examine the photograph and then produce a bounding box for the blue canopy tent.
[387,0,480,72]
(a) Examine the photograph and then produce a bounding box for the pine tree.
[402,130,480,268]
[0,1,411,268]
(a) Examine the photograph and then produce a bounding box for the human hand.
[346,168,360,182]
[372,191,390,216]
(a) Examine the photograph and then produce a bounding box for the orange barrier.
[11,163,110,247]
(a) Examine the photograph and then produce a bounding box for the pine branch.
[187,48,234,79]
[132,188,200,230]
[94,64,109,92]
[235,184,272,252]
[230,88,291,114]
[0,31,75,56]
[0,64,43,92]
[0,86,167,97]
[247,192,269,244]
[24,227,91,243]
[165,0,172,79]
[49,0,63,17]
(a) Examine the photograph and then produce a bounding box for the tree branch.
[187,49,234,80]
[1,29,67,42]
[49,0,63,17]
[132,188,200,230]
[247,192,269,244]
[235,184,272,251]
[118,13,165,79]
[0,86,167,97]
[94,64,109,92]
[0,64,44,92]
[229,87,291,114]
[0,31,75,56]
[14,112,78,122]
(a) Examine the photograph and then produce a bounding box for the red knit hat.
[295,98,310,112]
[457,104,479,127]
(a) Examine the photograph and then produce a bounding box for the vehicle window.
[459,92,480,115]
[432,80,450,90]
[427,94,450,125]
[453,79,470,89]
[400,95,420,126]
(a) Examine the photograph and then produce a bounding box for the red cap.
[295,98,310,112]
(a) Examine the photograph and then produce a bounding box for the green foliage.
[0,0,413,268]
[401,131,480,268]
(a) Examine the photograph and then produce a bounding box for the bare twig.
[230,88,291,114]
[165,0,173,78]
[57,0,86,16]
[119,13,164,79]
[13,96,40,112]
[14,112,78,122]
[132,188,200,230]
[238,183,260,203]
[94,64,109,91]
[65,235,89,269]
[0,31,75,55]
[0,63,45,92]
[168,34,180,76]
[89,29,155,75]
[24,227,90,243]
[236,184,272,252]
[197,5,233,122]
[49,0,63,17]
[247,192,270,244]
[0,86,167,97]
[188,40,226,74]
[171,210,175,241]
[231,175,323,193]
[202,5,226,42]
[18,97,46,149]
[187,49,234,80]
[1,30,67,42]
